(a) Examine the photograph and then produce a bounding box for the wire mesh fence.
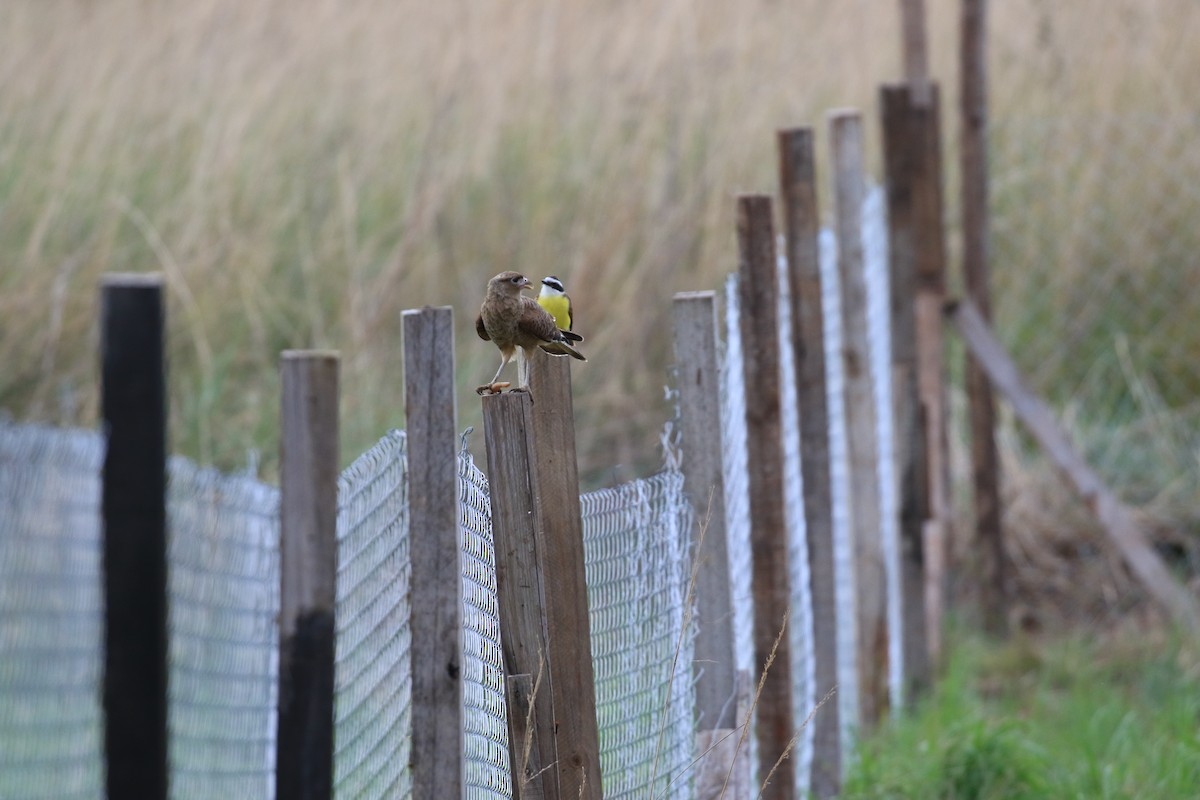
[0,421,105,800]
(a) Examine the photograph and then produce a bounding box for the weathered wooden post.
[528,352,603,800]
[277,350,340,800]
[960,0,1008,636]
[101,273,169,800]
[672,291,748,797]
[481,391,558,800]
[402,306,464,796]
[881,82,953,677]
[737,193,796,797]
[829,110,889,732]
[777,128,842,797]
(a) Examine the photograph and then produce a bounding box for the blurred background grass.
[1,0,1198,503]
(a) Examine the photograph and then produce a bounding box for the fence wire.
[0,421,104,800]
[167,457,279,799]
[334,429,411,798]
[582,468,696,799]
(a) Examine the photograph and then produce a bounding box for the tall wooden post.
[481,391,558,800]
[101,273,169,800]
[829,110,889,732]
[277,350,340,800]
[961,0,1006,636]
[737,194,796,797]
[402,307,464,796]
[898,0,932,104]
[881,85,934,702]
[527,352,603,800]
[777,129,841,797]
[672,292,744,796]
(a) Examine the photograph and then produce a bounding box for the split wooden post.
[737,193,796,797]
[402,307,464,796]
[960,0,1007,636]
[949,300,1200,634]
[527,352,603,800]
[829,110,889,732]
[672,292,744,796]
[880,84,935,702]
[481,391,559,800]
[777,128,842,797]
[100,273,169,800]
[277,350,340,800]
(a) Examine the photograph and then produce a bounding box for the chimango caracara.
[476,271,585,393]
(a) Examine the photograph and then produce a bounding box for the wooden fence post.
[961,0,1007,636]
[882,83,953,674]
[672,291,745,796]
[898,0,933,105]
[777,128,841,797]
[829,110,889,733]
[277,350,340,800]
[101,273,169,800]
[736,193,796,797]
[527,352,603,799]
[402,307,464,796]
[482,391,559,800]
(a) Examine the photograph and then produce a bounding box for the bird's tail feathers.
[560,330,583,343]
[539,341,587,361]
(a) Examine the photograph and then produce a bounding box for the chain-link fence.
[1,416,701,798]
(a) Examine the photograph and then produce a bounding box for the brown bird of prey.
[476,270,585,393]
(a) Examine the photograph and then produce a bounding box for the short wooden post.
[883,83,953,673]
[528,352,604,800]
[737,193,796,797]
[777,128,841,797]
[960,0,1007,636]
[829,110,889,732]
[402,307,464,796]
[277,351,340,800]
[101,273,169,800]
[672,292,743,795]
[482,391,559,800]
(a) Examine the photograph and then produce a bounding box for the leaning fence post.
[402,307,464,796]
[672,291,745,796]
[737,193,797,797]
[482,391,559,800]
[777,128,842,797]
[527,352,604,799]
[829,110,890,733]
[101,273,169,800]
[277,350,340,800]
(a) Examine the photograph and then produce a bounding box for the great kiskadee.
[537,275,574,332]
[476,271,585,393]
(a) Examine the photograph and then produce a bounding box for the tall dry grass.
[2,0,1198,486]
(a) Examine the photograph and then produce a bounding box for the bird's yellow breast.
[537,294,572,331]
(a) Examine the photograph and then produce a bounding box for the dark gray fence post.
[101,273,169,800]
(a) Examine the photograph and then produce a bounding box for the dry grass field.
[2,0,1198,503]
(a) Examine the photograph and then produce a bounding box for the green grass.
[843,629,1200,799]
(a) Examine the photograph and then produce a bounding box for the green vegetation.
[843,629,1200,799]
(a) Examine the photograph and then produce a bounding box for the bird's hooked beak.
[520,277,533,291]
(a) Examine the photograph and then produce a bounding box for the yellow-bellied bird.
[476,271,585,393]
[537,275,574,332]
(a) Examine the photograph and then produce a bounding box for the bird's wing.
[567,295,575,331]
[475,312,490,341]
[517,297,564,343]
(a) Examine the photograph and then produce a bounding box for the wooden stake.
[672,291,745,797]
[481,391,559,800]
[736,193,796,797]
[829,110,889,732]
[402,307,464,796]
[960,0,1007,636]
[277,350,340,800]
[777,128,841,797]
[101,273,169,800]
